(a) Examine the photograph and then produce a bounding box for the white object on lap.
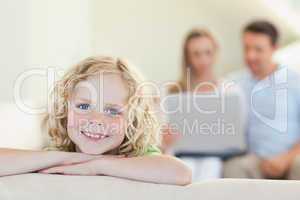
[181,157,223,181]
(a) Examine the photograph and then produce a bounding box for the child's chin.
[76,145,107,155]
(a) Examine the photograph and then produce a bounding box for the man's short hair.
[243,20,279,46]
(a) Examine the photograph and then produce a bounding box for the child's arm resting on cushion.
[0,148,99,177]
[96,154,192,185]
[40,154,192,186]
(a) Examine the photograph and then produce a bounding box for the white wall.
[274,41,300,69]
[23,0,93,108]
[91,0,299,83]
[1,0,299,104]
[0,0,29,102]
[27,0,93,68]
[0,0,93,106]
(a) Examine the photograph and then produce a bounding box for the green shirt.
[143,145,161,156]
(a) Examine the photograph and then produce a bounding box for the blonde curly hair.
[43,56,161,156]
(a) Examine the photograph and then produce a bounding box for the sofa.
[1,173,300,200]
[1,102,300,200]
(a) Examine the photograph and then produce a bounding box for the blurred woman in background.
[164,28,221,151]
[163,28,223,181]
[169,28,219,94]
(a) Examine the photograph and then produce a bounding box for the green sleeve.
[143,145,162,156]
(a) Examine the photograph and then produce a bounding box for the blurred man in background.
[224,20,300,179]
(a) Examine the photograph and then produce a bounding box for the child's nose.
[89,110,105,123]
[89,120,102,126]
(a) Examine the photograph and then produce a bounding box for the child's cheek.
[107,117,126,135]
[67,108,89,130]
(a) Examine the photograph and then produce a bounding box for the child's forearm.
[0,148,94,177]
[93,155,192,185]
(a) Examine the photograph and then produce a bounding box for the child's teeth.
[81,131,106,139]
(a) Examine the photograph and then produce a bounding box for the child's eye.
[104,108,121,116]
[76,103,91,110]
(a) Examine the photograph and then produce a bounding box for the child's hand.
[60,152,101,165]
[39,154,125,175]
[38,161,98,175]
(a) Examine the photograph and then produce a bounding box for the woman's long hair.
[169,28,218,94]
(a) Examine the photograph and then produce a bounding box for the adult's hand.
[260,153,291,178]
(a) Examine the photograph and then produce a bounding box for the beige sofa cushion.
[0,173,300,200]
[0,102,46,150]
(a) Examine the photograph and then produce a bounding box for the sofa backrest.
[0,102,46,150]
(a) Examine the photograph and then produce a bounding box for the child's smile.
[79,119,112,141]
[79,125,110,140]
[67,72,129,155]
[79,130,109,140]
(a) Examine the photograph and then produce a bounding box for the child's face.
[67,73,129,155]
